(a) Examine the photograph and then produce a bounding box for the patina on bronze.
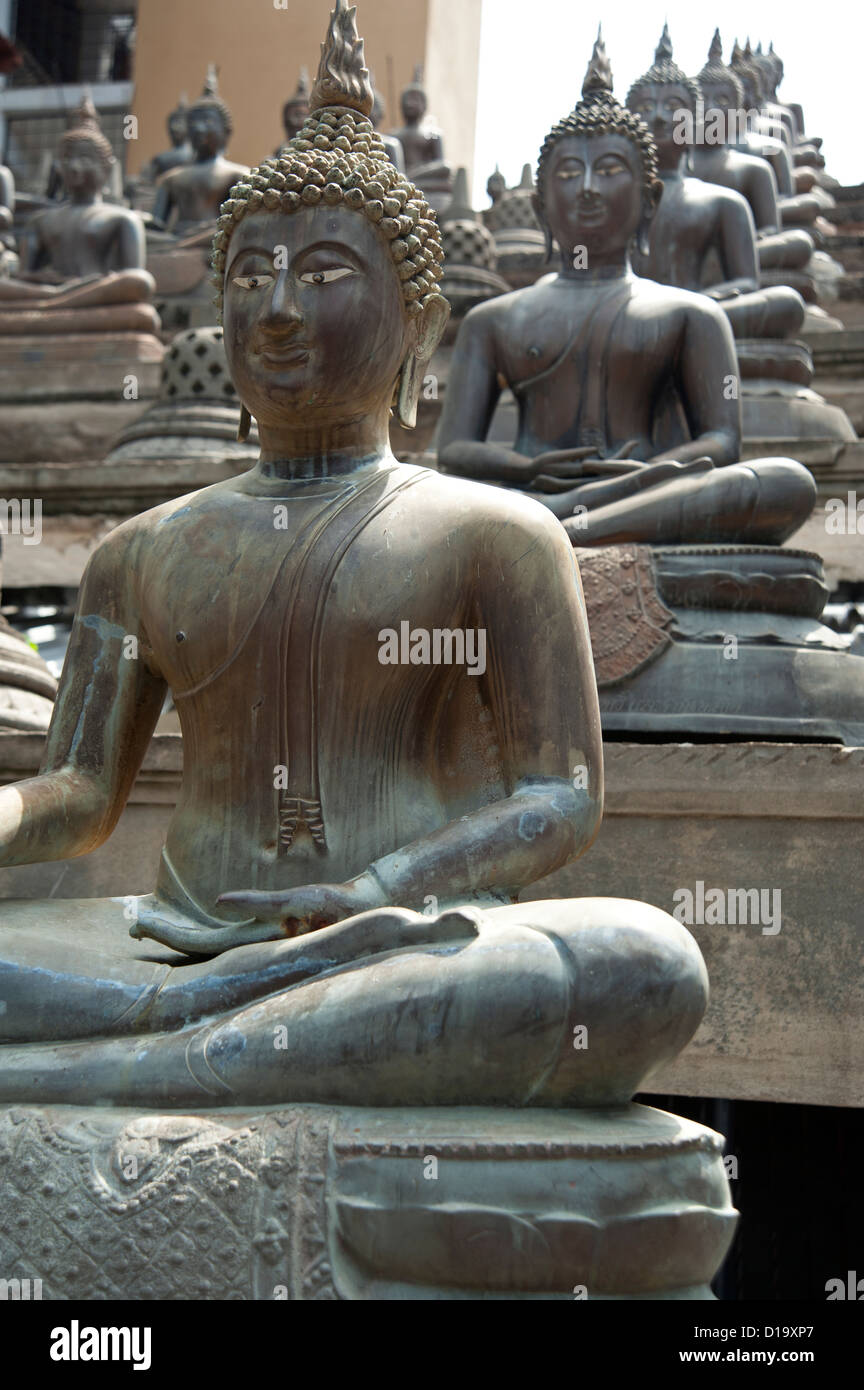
[153,66,249,236]
[0,2,707,1114]
[437,33,815,547]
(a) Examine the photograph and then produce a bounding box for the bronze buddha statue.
[437,34,815,547]
[145,94,193,181]
[0,2,705,1113]
[153,67,250,237]
[392,66,452,209]
[276,68,312,154]
[0,94,157,334]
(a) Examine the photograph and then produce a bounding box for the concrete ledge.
[525,743,864,1109]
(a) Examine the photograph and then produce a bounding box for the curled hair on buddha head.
[536,28,659,216]
[58,90,115,172]
[626,23,703,112]
[211,0,445,327]
[696,29,745,106]
[189,64,234,140]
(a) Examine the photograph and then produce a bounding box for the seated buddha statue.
[0,2,707,1112]
[689,33,813,275]
[437,35,815,547]
[391,67,452,210]
[0,94,158,336]
[274,68,311,155]
[143,94,193,181]
[153,67,249,238]
[625,27,805,341]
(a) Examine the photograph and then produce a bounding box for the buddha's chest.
[174,165,231,211]
[41,210,113,266]
[504,299,671,416]
[142,502,468,701]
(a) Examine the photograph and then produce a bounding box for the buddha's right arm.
[718,195,760,288]
[0,529,166,866]
[437,308,537,483]
[151,180,172,228]
[749,163,782,234]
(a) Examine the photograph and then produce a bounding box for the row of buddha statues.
[0,22,858,738]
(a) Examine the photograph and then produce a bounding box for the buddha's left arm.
[116,210,147,272]
[650,301,741,467]
[364,501,603,907]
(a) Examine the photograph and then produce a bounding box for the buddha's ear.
[395,292,450,429]
[532,192,555,264]
[636,176,663,257]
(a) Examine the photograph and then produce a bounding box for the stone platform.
[803,328,864,436]
[0,1102,735,1299]
[0,735,859,1110]
[0,333,163,465]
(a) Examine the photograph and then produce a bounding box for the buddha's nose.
[264,274,303,329]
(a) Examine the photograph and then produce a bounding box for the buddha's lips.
[257,342,312,366]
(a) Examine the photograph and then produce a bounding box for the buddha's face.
[542,133,647,258]
[401,89,426,125]
[59,141,109,197]
[223,205,411,430]
[187,106,228,158]
[168,113,187,147]
[701,78,742,124]
[628,82,694,161]
[283,100,310,139]
[487,172,506,203]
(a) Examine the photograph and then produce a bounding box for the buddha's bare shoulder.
[81,484,225,573]
[411,465,573,557]
[631,273,731,328]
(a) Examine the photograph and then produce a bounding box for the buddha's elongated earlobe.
[396,352,423,429]
[395,293,450,429]
[237,403,252,442]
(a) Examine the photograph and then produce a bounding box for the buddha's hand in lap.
[129,875,387,956]
[217,874,389,938]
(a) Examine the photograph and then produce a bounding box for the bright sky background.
[471,0,862,207]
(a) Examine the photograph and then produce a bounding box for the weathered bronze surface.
[0,3,708,1116]
[153,67,249,236]
[438,34,815,547]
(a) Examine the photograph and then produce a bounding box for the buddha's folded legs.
[757,228,813,271]
[0,898,706,1109]
[559,459,816,547]
[0,268,155,307]
[718,284,805,339]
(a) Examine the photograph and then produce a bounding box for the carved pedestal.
[0,1103,736,1300]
